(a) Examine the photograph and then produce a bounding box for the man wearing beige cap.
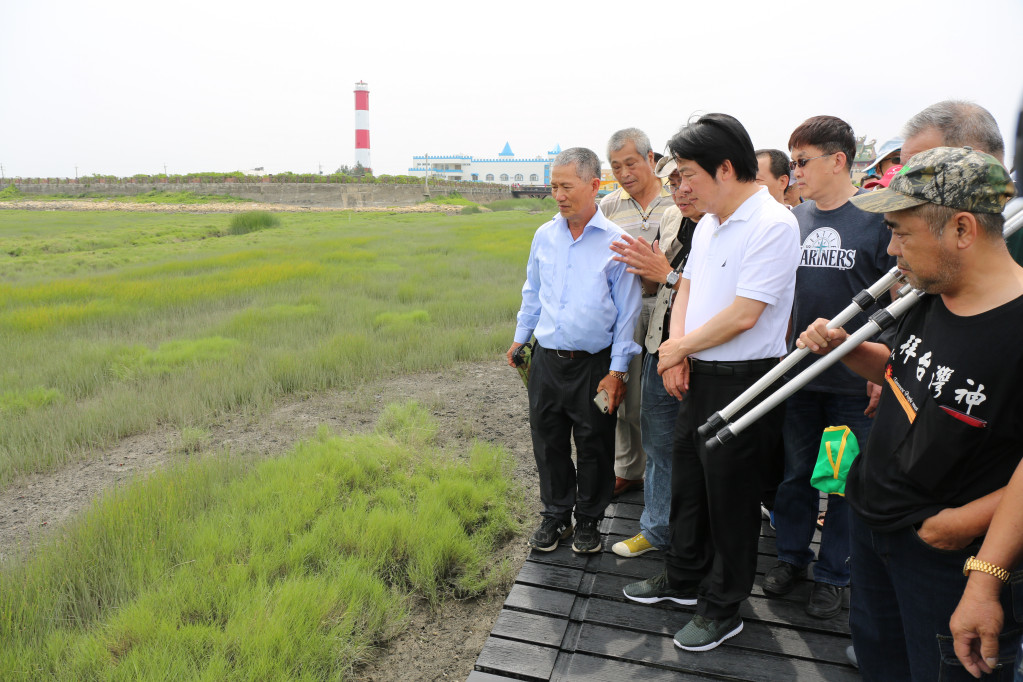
[600,129,678,497]
[796,147,1022,680]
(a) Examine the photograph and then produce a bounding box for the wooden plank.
[526,544,591,570]
[491,609,568,648]
[573,623,860,682]
[467,672,522,682]
[505,584,576,618]
[593,551,827,589]
[585,573,851,635]
[605,516,640,538]
[616,488,645,504]
[591,551,673,579]
[610,502,644,520]
[576,598,852,665]
[475,636,560,681]
[517,560,585,592]
[552,652,710,681]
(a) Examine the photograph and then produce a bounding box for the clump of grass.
[424,192,477,207]
[108,337,242,381]
[0,386,63,413]
[460,204,481,214]
[0,184,23,201]
[372,309,430,331]
[376,400,438,447]
[0,405,523,679]
[484,196,556,212]
[176,427,211,454]
[228,210,281,235]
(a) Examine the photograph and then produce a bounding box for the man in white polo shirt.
[623,113,800,652]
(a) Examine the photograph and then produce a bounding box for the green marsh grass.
[0,208,535,484]
[229,210,282,235]
[0,405,523,679]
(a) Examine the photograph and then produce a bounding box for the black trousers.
[528,345,616,523]
[664,365,784,619]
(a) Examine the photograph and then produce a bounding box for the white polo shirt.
[681,186,800,361]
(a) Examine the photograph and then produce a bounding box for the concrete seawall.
[8,182,514,208]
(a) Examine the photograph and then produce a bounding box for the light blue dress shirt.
[514,206,642,372]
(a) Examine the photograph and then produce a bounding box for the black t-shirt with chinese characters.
[847,292,1023,531]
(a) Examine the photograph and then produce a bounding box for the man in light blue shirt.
[507,147,642,554]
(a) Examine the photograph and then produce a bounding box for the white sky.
[2,0,1021,179]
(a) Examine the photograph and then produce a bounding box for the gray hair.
[902,100,1005,158]
[553,147,601,182]
[606,128,652,162]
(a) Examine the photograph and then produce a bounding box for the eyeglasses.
[789,152,836,170]
[668,180,682,193]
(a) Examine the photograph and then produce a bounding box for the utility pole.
[163,163,167,177]
[75,165,78,180]
[424,153,430,198]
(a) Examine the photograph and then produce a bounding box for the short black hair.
[667,113,758,183]
[788,115,857,171]
[755,149,790,182]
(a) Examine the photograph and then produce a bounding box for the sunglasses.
[789,152,836,170]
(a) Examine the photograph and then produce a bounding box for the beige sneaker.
[612,532,657,557]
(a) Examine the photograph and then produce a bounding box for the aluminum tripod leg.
[695,265,902,438]
[706,290,922,451]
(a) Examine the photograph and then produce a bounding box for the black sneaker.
[527,517,572,552]
[623,571,698,605]
[762,561,806,597]
[571,517,601,554]
[806,582,844,619]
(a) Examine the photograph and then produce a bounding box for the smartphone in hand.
[593,389,610,414]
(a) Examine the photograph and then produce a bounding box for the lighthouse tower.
[354,81,371,173]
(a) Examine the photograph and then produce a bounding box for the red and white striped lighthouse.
[354,81,371,173]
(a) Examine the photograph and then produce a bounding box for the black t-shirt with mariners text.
[785,192,896,395]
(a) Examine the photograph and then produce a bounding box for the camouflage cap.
[850,146,1015,215]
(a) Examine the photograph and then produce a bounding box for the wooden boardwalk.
[470,490,858,681]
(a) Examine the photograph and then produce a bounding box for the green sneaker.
[623,571,697,605]
[674,613,743,651]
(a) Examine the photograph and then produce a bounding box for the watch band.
[963,556,1011,583]
[609,370,629,384]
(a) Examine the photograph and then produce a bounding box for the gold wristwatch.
[963,556,1011,583]
[609,370,629,384]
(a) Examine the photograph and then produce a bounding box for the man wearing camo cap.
[795,146,1022,680]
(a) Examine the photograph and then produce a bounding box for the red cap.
[863,164,903,191]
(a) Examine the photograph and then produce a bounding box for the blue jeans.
[638,352,681,550]
[774,390,872,586]
[850,512,1023,681]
